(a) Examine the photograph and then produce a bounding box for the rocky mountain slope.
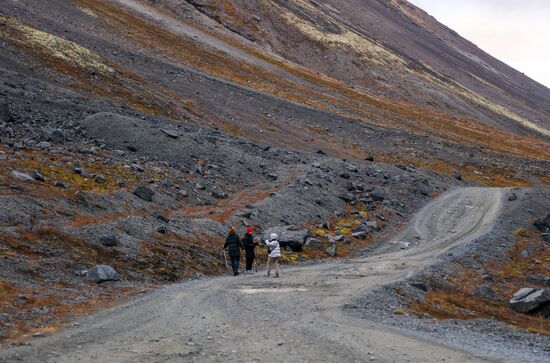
[0,0,548,347]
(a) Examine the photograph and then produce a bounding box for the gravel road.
[0,188,508,362]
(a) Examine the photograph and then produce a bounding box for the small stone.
[157,226,168,234]
[55,181,67,189]
[93,175,106,183]
[160,128,179,139]
[212,190,228,199]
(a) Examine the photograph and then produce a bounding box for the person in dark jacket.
[223,226,243,276]
[242,227,258,273]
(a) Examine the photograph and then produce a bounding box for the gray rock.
[212,190,228,199]
[45,128,66,144]
[156,214,170,223]
[157,226,168,234]
[350,231,367,239]
[370,189,385,202]
[262,226,309,252]
[100,235,118,247]
[130,163,144,172]
[93,175,106,183]
[509,288,550,313]
[10,171,35,182]
[339,194,356,203]
[133,186,155,202]
[304,237,323,250]
[31,171,45,182]
[160,128,179,139]
[475,285,499,301]
[85,265,119,283]
[507,192,518,201]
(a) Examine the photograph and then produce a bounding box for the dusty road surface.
[0,188,505,362]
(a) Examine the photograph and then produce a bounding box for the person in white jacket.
[265,233,283,278]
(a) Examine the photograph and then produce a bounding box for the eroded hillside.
[0,0,549,343]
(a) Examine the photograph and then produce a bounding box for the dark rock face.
[100,235,118,247]
[133,186,155,202]
[0,99,12,123]
[85,265,119,283]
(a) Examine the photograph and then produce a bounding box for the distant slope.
[178,0,550,137]
[1,0,549,184]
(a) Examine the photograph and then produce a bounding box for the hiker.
[264,233,282,278]
[242,227,258,274]
[223,226,243,276]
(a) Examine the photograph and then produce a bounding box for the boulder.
[10,171,35,182]
[370,189,385,202]
[534,213,550,242]
[44,128,66,144]
[509,288,550,313]
[85,265,119,283]
[262,226,309,252]
[338,193,356,203]
[133,186,154,202]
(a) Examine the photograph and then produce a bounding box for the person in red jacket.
[242,227,258,273]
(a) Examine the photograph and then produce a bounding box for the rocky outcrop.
[262,226,309,252]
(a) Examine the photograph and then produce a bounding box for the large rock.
[534,213,550,242]
[509,288,550,313]
[133,186,154,202]
[85,265,119,283]
[44,128,66,144]
[10,170,35,182]
[262,226,309,252]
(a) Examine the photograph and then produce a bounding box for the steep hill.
[0,0,548,346]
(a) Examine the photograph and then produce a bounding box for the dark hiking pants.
[230,256,240,274]
[245,256,254,271]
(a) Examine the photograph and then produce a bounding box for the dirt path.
[0,188,506,362]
